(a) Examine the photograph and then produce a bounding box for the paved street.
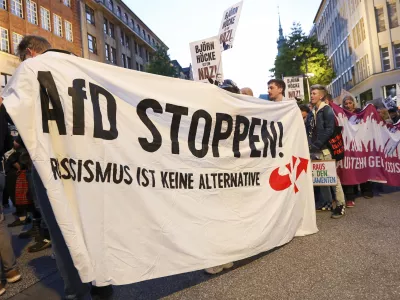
[6,186,400,300]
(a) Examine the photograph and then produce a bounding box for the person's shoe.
[331,205,345,219]
[6,269,21,283]
[19,219,41,239]
[91,285,114,300]
[346,201,355,208]
[205,266,224,274]
[8,218,25,227]
[28,238,51,253]
[222,262,234,270]
[362,191,373,199]
[0,283,5,296]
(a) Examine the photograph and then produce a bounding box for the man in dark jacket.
[310,84,346,219]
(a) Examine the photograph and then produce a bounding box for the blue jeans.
[32,167,91,300]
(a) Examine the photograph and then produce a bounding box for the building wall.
[314,0,400,105]
[0,0,82,92]
[80,0,167,71]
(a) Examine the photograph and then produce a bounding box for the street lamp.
[304,72,315,102]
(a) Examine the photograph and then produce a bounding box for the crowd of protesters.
[0,34,396,297]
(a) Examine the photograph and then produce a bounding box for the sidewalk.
[6,186,400,300]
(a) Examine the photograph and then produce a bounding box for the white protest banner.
[218,1,243,51]
[2,52,317,286]
[190,37,223,84]
[312,160,337,186]
[284,76,304,101]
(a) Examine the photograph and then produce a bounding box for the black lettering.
[249,118,262,157]
[212,113,233,157]
[142,168,150,187]
[188,110,212,158]
[60,158,71,180]
[69,159,77,180]
[161,171,169,188]
[83,160,94,182]
[89,83,118,140]
[113,164,124,184]
[50,158,61,179]
[95,162,112,182]
[124,166,133,185]
[68,79,87,135]
[38,71,66,135]
[137,99,163,152]
[166,104,189,154]
[233,116,250,158]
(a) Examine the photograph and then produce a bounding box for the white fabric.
[2,52,318,286]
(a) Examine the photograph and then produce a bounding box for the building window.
[41,7,51,31]
[105,44,110,61]
[26,0,37,25]
[11,0,23,18]
[12,32,22,55]
[136,62,139,70]
[104,18,108,34]
[136,24,140,33]
[381,47,390,71]
[0,27,9,53]
[388,1,399,29]
[86,5,95,25]
[109,22,114,38]
[88,34,97,54]
[63,0,70,7]
[120,31,125,46]
[147,34,150,42]
[125,34,129,48]
[122,54,126,68]
[110,47,116,64]
[394,43,400,68]
[124,13,128,23]
[54,14,62,37]
[140,64,143,71]
[129,19,134,29]
[65,20,73,42]
[107,0,113,11]
[152,38,155,45]
[1,0,6,10]
[127,56,131,69]
[142,29,145,38]
[375,7,386,32]
[116,6,121,17]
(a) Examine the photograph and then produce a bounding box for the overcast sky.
[125,0,322,96]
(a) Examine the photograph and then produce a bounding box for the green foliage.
[146,46,177,77]
[270,23,335,101]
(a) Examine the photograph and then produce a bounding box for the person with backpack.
[309,85,346,219]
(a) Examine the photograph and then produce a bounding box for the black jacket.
[310,103,335,151]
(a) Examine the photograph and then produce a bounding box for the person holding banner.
[267,79,286,102]
[309,85,346,219]
[342,95,373,205]
[0,35,113,300]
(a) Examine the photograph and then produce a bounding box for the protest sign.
[190,37,223,84]
[312,160,337,186]
[218,1,243,51]
[283,76,304,101]
[2,52,317,286]
[331,103,400,186]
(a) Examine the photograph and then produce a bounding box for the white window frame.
[53,14,63,37]
[0,27,9,53]
[41,7,51,31]
[65,20,73,42]
[381,46,391,71]
[1,0,6,10]
[63,0,70,7]
[12,32,23,55]
[11,0,23,18]
[394,43,400,69]
[26,0,38,25]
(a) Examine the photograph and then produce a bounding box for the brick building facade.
[0,0,82,91]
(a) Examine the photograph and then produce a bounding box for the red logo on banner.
[269,156,309,193]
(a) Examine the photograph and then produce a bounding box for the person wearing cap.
[267,79,286,102]
[309,84,346,218]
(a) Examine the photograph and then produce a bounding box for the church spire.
[277,6,286,56]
